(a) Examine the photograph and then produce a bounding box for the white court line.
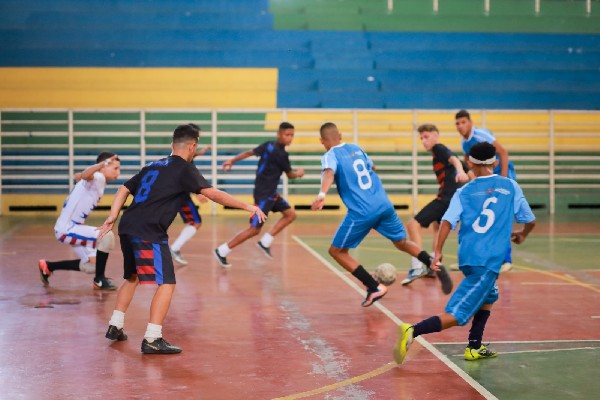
[435,339,600,345]
[592,316,600,319]
[521,282,600,286]
[451,346,598,357]
[292,235,498,400]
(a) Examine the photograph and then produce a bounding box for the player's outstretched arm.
[76,154,119,182]
[449,156,469,183]
[311,169,334,210]
[511,220,536,245]
[222,150,254,172]
[286,168,305,179]
[194,145,211,158]
[200,187,267,223]
[97,185,130,239]
[491,140,510,177]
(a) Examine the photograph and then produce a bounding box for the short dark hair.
[469,142,496,162]
[320,122,337,136]
[173,123,200,144]
[455,109,471,120]
[417,124,438,133]
[279,122,294,131]
[96,152,119,163]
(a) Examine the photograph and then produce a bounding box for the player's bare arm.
[200,187,267,223]
[97,185,130,239]
[449,156,469,183]
[286,168,305,179]
[511,220,536,245]
[76,154,119,182]
[222,149,255,172]
[491,140,509,177]
[311,168,335,210]
[194,145,211,158]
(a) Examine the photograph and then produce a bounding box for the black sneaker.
[141,338,182,354]
[38,259,51,286]
[435,264,453,294]
[213,248,231,268]
[256,242,273,259]
[105,325,128,341]
[93,277,117,291]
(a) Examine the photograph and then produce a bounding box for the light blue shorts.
[332,206,406,249]
[445,266,499,326]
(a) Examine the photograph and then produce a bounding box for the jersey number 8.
[352,159,372,190]
[134,170,159,203]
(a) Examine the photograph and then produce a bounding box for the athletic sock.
[109,310,125,329]
[417,251,433,268]
[46,259,81,272]
[217,243,232,257]
[144,323,162,342]
[95,250,109,280]
[468,309,491,349]
[411,257,422,270]
[412,316,442,338]
[259,232,274,247]
[352,265,380,292]
[171,225,197,252]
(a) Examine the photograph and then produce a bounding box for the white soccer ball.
[372,263,397,286]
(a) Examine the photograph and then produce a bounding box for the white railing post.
[68,110,74,191]
[411,110,419,214]
[549,110,555,215]
[0,110,3,215]
[587,0,591,16]
[534,0,540,15]
[210,109,218,215]
[484,0,490,15]
[140,110,146,168]
[433,0,439,13]
[352,109,359,144]
[387,0,393,13]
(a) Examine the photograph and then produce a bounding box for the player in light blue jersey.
[311,122,453,307]
[455,109,516,272]
[394,142,536,366]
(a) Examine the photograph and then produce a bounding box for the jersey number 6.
[472,197,497,234]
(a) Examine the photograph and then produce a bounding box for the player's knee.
[79,260,95,274]
[286,210,297,222]
[328,246,342,259]
[97,231,115,253]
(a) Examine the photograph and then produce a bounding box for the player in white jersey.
[394,142,536,366]
[311,122,453,307]
[38,152,121,290]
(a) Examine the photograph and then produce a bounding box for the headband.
[469,155,496,165]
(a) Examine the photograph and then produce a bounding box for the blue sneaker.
[401,268,428,286]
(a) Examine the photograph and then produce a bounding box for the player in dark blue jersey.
[402,124,470,286]
[214,122,304,267]
[311,122,453,307]
[98,124,266,354]
[394,142,536,365]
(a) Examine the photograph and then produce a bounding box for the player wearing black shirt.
[98,124,266,354]
[401,124,470,286]
[214,122,304,267]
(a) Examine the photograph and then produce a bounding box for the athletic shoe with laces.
[105,325,128,341]
[93,277,117,291]
[361,284,388,307]
[464,345,498,361]
[393,323,414,365]
[213,248,231,268]
[256,241,273,259]
[435,264,454,295]
[499,262,513,273]
[141,337,182,354]
[170,249,188,265]
[38,259,51,286]
[400,267,428,285]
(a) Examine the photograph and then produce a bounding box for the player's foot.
[449,263,460,271]
[393,323,414,365]
[499,262,513,273]
[256,241,273,259]
[38,259,51,286]
[93,277,117,291]
[170,249,188,265]
[105,325,128,341]
[425,267,436,278]
[141,337,182,354]
[435,264,453,294]
[400,267,428,285]
[361,284,388,307]
[464,345,498,361]
[213,248,232,268]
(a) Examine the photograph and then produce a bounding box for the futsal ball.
[372,263,397,286]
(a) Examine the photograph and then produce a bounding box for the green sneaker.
[393,323,414,365]
[464,345,498,361]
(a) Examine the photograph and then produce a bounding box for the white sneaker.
[499,262,513,273]
[401,268,428,285]
[449,263,460,271]
[170,249,188,265]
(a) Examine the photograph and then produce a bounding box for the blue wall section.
[0,0,598,109]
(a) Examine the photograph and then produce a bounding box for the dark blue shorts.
[120,235,175,285]
[250,194,291,227]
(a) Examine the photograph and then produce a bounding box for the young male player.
[38,152,121,290]
[401,124,470,286]
[98,124,266,354]
[214,122,304,267]
[311,122,453,307]
[394,142,536,365]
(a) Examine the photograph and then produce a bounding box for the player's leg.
[465,282,499,360]
[258,196,295,258]
[171,199,202,265]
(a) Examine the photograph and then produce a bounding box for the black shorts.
[414,198,451,228]
[120,234,176,285]
[249,194,291,227]
[179,198,202,225]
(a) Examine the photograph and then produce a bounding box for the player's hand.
[96,216,116,239]
[430,253,443,272]
[455,171,469,183]
[511,231,527,245]
[311,197,325,211]
[248,206,267,223]
[102,154,119,167]
[222,160,233,172]
[196,193,209,204]
[296,168,305,178]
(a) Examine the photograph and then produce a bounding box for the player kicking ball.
[394,142,536,365]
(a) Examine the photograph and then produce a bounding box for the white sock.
[171,225,197,252]
[218,243,232,257]
[411,257,423,270]
[144,323,162,342]
[259,233,274,247]
[109,310,125,329]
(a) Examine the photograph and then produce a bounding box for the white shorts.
[54,224,98,262]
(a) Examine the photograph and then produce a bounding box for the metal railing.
[386,0,593,15]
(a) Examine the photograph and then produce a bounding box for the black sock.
[47,259,81,272]
[468,309,491,349]
[413,316,442,338]
[95,250,109,280]
[417,251,433,268]
[352,265,380,291]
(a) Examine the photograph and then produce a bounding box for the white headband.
[469,155,496,165]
